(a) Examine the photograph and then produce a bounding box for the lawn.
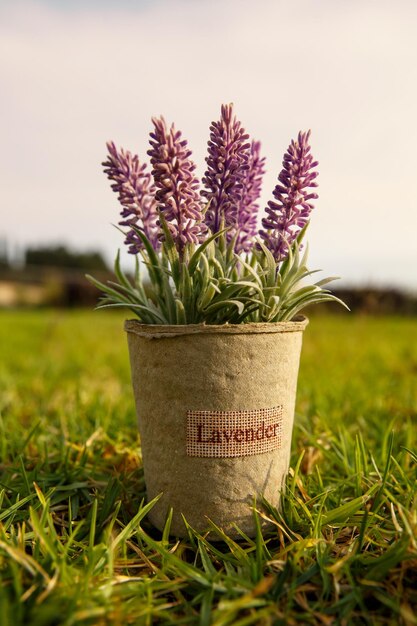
[0,310,416,625]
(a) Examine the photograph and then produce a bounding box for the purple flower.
[102,142,160,253]
[260,130,318,261]
[147,117,206,257]
[201,104,251,241]
[235,140,266,253]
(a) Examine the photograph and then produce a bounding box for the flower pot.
[125,317,308,538]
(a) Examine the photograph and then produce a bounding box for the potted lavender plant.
[89,104,345,537]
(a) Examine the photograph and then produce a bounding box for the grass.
[0,309,416,625]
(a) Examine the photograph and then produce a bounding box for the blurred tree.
[25,245,108,271]
[0,238,9,269]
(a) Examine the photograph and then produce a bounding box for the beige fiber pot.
[125,317,308,538]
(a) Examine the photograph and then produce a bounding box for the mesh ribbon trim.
[186,406,283,458]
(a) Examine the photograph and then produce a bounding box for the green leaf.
[114,249,133,291]
[111,494,163,551]
[320,485,379,526]
[203,299,245,316]
[175,299,187,324]
[188,227,229,276]
[197,281,220,311]
[96,302,168,324]
[159,212,181,287]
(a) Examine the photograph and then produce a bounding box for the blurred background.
[1,0,417,313]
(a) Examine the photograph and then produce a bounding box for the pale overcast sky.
[1,0,417,288]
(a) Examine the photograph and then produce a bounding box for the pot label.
[186,406,283,458]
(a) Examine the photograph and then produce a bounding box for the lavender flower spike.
[202,104,251,241]
[260,130,318,261]
[235,140,266,253]
[147,117,206,257]
[102,142,160,253]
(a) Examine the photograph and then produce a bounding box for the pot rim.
[124,315,309,338]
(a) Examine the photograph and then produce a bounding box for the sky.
[1,0,417,289]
